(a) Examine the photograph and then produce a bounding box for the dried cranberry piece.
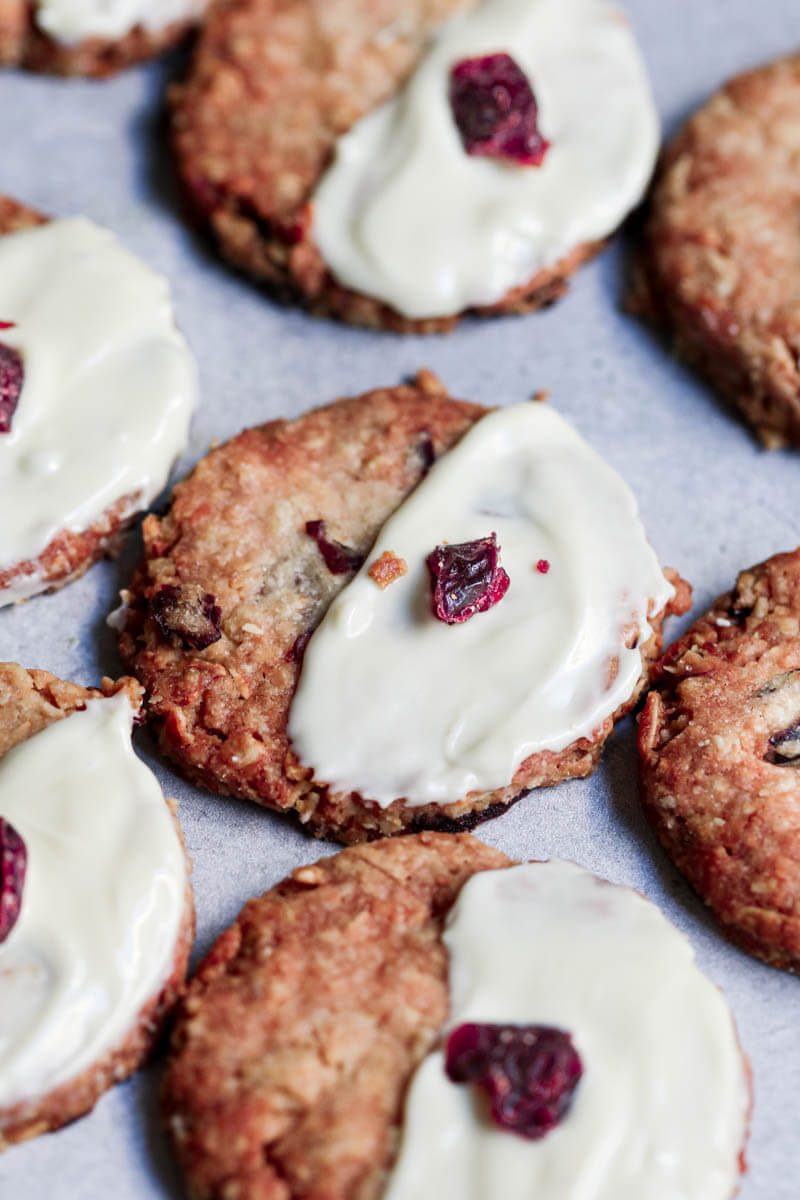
[305,520,364,575]
[0,320,15,330]
[0,818,27,944]
[536,558,550,574]
[426,533,510,624]
[151,583,222,650]
[446,1022,583,1140]
[0,342,23,434]
[450,53,549,166]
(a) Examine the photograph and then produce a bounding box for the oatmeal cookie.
[0,194,196,606]
[0,662,194,1149]
[0,0,202,75]
[118,373,689,843]
[631,52,800,448]
[639,548,800,971]
[162,835,749,1200]
[170,0,658,331]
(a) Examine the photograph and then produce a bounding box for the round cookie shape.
[161,836,750,1200]
[0,662,194,1149]
[0,0,204,75]
[118,375,689,843]
[639,548,800,972]
[169,0,658,331]
[0,198,197,605]
[631,52,800,449]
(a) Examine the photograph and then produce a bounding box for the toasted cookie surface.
[170,0,657,330]
[0,196,196,606]
[119,375,688,843]
[163,837,749,1200]
[0,0,201,75]
[632,52,800,448]
[639,548,800,972]
[0,662,194,1149]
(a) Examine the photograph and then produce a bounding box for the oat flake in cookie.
[0,0,205,75]
[170,0,658,331]
[118,374,689,842]
[0,663,193,1149]
[0,199,196,605]
[162,836,750,1200]
[631,52,800,448]
[640,548,800,972]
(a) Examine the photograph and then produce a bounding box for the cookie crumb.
[414,369,448,396]
[369,551,408,589]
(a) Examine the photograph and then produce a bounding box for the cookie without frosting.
[118,373,689,842]
[0,662,194,1149]
[640,548,800,972]
[631,52,800,448]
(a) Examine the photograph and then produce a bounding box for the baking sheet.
[1,2,799,1195]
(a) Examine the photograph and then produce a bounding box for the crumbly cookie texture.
[119,373,690,843]
[0,662,194,1149]
[0,1,195,75]
[162,833,510,1199]
[169,0,605,332]
[631,52,800,448]
[639,548,800,972]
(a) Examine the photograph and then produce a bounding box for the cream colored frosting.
[34,0,204,44]
[0,695,187,1109]
[288,403,673,807]
[312,0,659,319]
[0,217,196,603]
[385,860,749,1200]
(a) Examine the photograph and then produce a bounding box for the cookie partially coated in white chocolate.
[0,198,197,606]
[0,0,206,76]
[0,662,193,1150]
[171,0,658,330]
[161,836,750,1200]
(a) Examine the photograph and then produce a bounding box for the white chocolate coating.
[34,0,204,44]
[312,0,659,319]
[0,695,187,1109]
[385,860,749,1200]
[0,217,196,602]
[288,403,673,807]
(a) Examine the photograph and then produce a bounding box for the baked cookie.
[170,0,659,331]
[640,548,800,972]
[631,52,800,448]
[0,661,194,1149]
[162,834,750,1200]
[0,194,197,605]
[118,373,690,843]
[0,0,204,75]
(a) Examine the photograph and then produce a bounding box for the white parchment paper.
[1,2,798,1195]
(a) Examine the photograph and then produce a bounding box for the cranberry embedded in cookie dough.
[450,53,549,166]
[426,533,510,624]
[151,584,222,651]
[445,1022,582,1139]
[0,818,26,944]
[0,343,23,435]
[305,520,364,575]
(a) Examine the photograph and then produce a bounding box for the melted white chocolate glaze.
[0,217,196,603]
[385,860,749,1200]
[289,403,673,807]
[313,0,659,319]
[34,0,204,44]
[0,695,187,1109]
